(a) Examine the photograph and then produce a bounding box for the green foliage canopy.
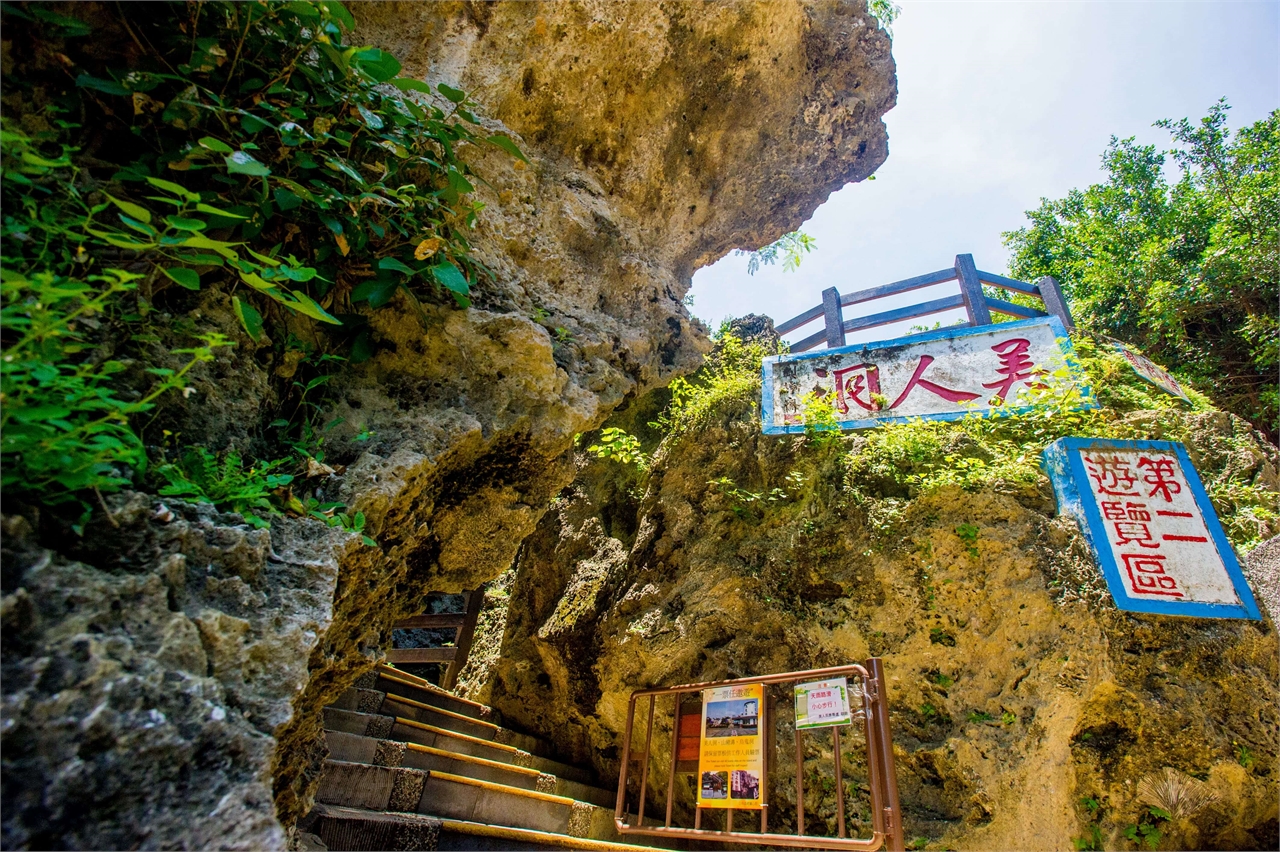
[1003,100,1278,441]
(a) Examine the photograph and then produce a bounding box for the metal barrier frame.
[614,660,904,851]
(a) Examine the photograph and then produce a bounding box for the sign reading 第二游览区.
[761,317,1092,434]
[696,683,764,810]
[794,678,854,730]
[1113,343,1190,402]
[1042,438,1261,620]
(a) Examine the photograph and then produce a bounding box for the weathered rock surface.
[472,369,1280,850]
[0,499,348,850]
[2,1,896,847]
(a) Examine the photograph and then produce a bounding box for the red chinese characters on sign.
[790,337,1050,423]
[1082,452,1213,599]
[1084,455,1140,496]
[888,356,981,408]
[831,364,882,414]
[1138,457,1182,502]
[981,338,1048,402]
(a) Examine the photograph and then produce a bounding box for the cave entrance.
[384,587,484,689]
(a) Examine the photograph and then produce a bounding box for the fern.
[156,447,293,528]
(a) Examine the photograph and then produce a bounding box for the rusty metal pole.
[665,697,680,828]
[637,695,656,827]
[615,696,636,823]
[761,692,770,834]
[795,717,806,837]
[862,673,886,841]
[869,659,904,852]
[833,726,846,838]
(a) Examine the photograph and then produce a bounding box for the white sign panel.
[794,678,853,730]
[1042,438,1261,619]
[762,317,1090,434]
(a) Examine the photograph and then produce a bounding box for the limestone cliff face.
[0,2,895,848]
[470,346,1280,850]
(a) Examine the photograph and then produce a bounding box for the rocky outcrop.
[0,499,348,850]
[471,361,1280,850]
[1,1,896,847]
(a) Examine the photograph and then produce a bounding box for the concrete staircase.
[301,665,659,851]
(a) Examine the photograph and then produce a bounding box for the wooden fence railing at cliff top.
[775,253,1074,352]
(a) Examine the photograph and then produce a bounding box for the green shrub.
[156,446,294,528]
[1,1,521,523]
[1,126,228,517]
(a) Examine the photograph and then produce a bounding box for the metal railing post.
[637,695,655,827]
[615,696,636,823]
[761,692,770,834]
[954,254,993,326]
[869,659,904,852]
[665,697,679,827]
[863,673,886,842]
[1036,275,1075,330]
[795,715,806,836]
[822,286,847,348]
[833,726,847,838]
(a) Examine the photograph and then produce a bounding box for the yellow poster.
[696,683,764,810]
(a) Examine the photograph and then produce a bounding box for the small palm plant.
[1136,767,1219,820]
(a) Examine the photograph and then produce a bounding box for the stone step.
[322,708,593,785]
[305,803,663,851]
[374,665,495,723]
[330,688,548,756]
[324,729,614,809]
[315,760,625,842]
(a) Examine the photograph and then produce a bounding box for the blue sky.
[688,1,1279,347]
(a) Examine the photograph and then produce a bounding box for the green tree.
[1004,100,1278,442]
[737,231,816,275]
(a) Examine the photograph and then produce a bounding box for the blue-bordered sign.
[1042,437,1261,620]
[761,317,1092,434]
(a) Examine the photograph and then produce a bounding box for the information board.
[794,678,853,729]
[696,683,764,810]
[761,317,1091,434]
[1042,437,1261,619]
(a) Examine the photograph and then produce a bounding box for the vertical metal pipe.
[761,689,769,834]
[870,658,905,852]
[833,726,846,838]
[637,695,656,827]
[694,807,702,830]
[615,696,636,822]
[795,720,805,836]
[862,671,886,840]
[665,696,680,828]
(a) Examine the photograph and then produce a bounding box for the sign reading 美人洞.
[761,317,1090,434]
[1042,438,1261,620]
[696,683,764,810]
[1113,343,1190,402]
[794,678,854,730]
